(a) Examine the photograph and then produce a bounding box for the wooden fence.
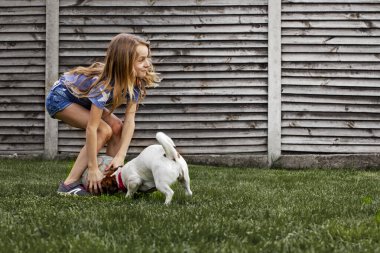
[1,0,379,168]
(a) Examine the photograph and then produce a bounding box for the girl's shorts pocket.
[45,85,72,118]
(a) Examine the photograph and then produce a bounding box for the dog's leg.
[155,182,174,205]
[125,177,142,199]
[180,176,192,197]
[180,166,192,197]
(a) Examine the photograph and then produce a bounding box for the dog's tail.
[156,132,180,161]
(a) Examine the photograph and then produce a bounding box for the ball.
[97,155,114,174]
[81,155,114,190]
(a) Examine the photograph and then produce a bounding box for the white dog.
[84,132,193,205]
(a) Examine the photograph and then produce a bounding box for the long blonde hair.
[65,33,160,113]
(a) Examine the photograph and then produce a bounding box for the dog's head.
[100,167,119,195]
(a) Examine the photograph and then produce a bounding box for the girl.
[46,33,159,195]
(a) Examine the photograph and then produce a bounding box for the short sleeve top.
[62,73,140,110]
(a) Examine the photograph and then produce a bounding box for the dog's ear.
[109,166,123,177]
[104,165,118,175]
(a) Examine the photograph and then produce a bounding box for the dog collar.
[117,170,127,192]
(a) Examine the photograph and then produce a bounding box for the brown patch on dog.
[100,167,119,195]
[164,152,181,161]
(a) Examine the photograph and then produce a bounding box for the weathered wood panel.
[59,137,267,147]
[282,136,380,145]
[0,2,45,155]
[282,3,380,12]
[282,128,380,137]
[2,0,379,161]
[283,112,380,120]
[59,0,268,7]
[282,103,380,113]
[282,62,380,70]
[281,0,380,154]
[282,13,380,20]
[58,128,268,139]
[282,144,379,153]
[60,6,267,16]
[282,77,380,87]
[282,28,380,37]
[60,16,268,25]
[57,1,269,156]
[58,145,267,155]
[60,33,268,41]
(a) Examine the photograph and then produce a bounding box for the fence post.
[44,0,59,159]
[267,0,282,166]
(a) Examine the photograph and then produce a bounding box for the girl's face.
[134,45,150,78]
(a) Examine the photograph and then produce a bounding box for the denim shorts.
[46,81,92,118]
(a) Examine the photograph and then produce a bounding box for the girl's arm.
[112,102,137,167]
[86,104,105,193]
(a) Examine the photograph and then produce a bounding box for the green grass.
[1,159,380,253]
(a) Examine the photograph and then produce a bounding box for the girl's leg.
[101,109,123,157]
[55,104,112,185]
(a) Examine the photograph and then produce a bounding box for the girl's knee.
[111,119,123,137]
[98,123,112,142]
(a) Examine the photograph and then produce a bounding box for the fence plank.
[282,45,380,53]
[283,112,380,121]
[58,145,267,155]
[282,136,380,145]
[282,77,380,87]
[282,85,380,96]
[282,12,380,20]
[44,0,59,159]
[60,0,268,7]
[282,128,380,137]
[60,6,267,15]
[282,20,380,29]
[282,120,380,129]
[59,41,268,49]
[282,144,380,153]
[282,3,380,12]
[59,33,268,41]
[267,0,282,165]
[282,37,380,45]
[59,137,267,147]
[60,15,268,25]
[0,0,45,7]
[282,28,380,36]
[282,103,380,113]
[59,25,268,34]
[59,129,268,139]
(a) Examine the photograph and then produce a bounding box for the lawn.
[0,158,380,253]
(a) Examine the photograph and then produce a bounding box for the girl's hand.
[87,169,104,194]
[107,155,125,171]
